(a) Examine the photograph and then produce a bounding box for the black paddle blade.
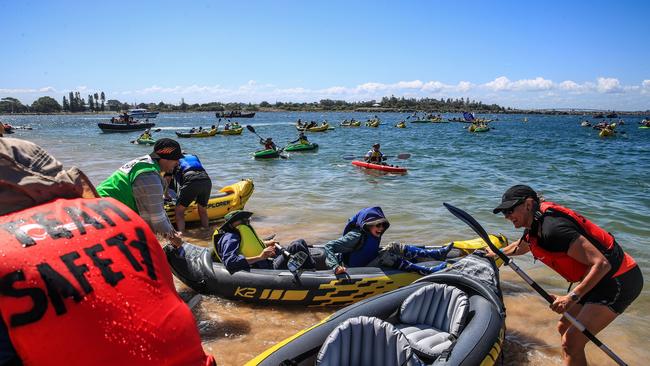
[287,251,308,273]
[443,203,510,264]
[246,125,256,133]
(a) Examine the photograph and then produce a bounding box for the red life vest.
[526,201,637,283]
[0,197,214,366]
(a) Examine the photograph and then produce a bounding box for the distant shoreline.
[1,108,648,117]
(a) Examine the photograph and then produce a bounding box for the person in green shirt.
[96,138,184,247]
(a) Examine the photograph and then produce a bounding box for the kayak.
[473,126,490,133]
[395,122,407,128]
[352,160,407,174]
[175,129,218,138]
[365,121,380,127]
[217,127,243,135]
[305,124,330,132]
[639,126,650,129]
[135,137,156,145]
[248,253,505,366]
[254,149,281,159]
[340,121,361,127]
[284,142,319,152]
[412,118,445,123]
[599,129,615,137]
[165,234,507,307]
[165,179,254,224]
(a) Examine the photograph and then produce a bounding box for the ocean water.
[3,111,649,364]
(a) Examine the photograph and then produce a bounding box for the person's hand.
[263,239,279,247]
[334,265,347,275]
[168,231,184,248]
[484,245,498,258]
[549,294,574,314]
[260,246,276,259]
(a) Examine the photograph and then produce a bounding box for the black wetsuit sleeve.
[539,215,582,252]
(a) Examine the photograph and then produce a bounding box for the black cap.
[151,138,183,160]
[493,185,538,214]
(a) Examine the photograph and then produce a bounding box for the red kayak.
[351,160,408,173]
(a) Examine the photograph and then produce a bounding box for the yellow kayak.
[175,129,218,138]
[395,122,407,128]
[165,179,254,223]
[217,127,243,135]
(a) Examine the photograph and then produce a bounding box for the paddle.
[274,244,308,274]
[442,203,628,366]
[246,125,288,159]
[342,153,411,160]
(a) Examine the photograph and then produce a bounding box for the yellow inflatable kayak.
[165,179,254,223]
[217,127,243,135]
[175,129,218,138]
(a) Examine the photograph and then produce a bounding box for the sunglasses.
[502,199,525,216]
[372,222,387,228]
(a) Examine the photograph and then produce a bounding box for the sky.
[1,0,649,110]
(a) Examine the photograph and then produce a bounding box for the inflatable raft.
[175,129,218,138]
[165,234,506,307]
[248,253,505,366]
[165,179,254,224]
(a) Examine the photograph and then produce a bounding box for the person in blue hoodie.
[323,207,454,275]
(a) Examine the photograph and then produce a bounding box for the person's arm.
[219,233,275,274]
[485,236,530,257]
[550,235,612,313]
[323,230,362,269]
[132,173,181,245]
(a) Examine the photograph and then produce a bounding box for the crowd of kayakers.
[1,111,646,365]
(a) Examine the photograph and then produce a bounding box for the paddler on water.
[364,143,386,164]
[489,185,643,366]
[0,138,215,366]
[260,137,277,151]
[324,207,454,276]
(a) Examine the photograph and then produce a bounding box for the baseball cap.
[151,138,183,160]
[492,185,538,214]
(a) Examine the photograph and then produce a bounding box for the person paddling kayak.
[364,143,386,164]
[489,185,643,366]
[290,132,309,145]
[260,137,277,150]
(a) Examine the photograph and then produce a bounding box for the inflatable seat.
[316,316,421,366]
[396,283,469,359]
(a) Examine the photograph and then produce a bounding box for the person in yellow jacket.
[213,210,315,274]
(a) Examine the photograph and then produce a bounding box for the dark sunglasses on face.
[502,199,525,216]
[373,222,387,228]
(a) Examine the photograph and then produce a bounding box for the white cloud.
[596,77,622,93]
[484,76,511,91]
[558,80,583,91]
[483,76,553,91]
[3,76,650,109]
[395,80,424,89]
[422,81,447,92]
[456,81,473,92]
